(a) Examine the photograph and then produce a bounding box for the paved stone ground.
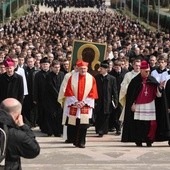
[22,126,170,170]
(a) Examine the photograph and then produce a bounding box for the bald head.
[0,98,22,116]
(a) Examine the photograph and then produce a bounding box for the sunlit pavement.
[22,126,170,170]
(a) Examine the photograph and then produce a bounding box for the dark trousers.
[74,127,87,146]
[22,95,38,127]
[73,119,88,146]
[95,113,109,135]
[67,125,76,143]
[46,112,63,136]
[109,103,122,132]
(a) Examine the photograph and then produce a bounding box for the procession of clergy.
[1,54,170,148]
[59,57,170,148]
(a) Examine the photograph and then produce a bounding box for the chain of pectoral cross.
[143,82,148,96]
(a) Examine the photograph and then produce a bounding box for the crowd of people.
[38,0,105,8]
[0,4,170,151]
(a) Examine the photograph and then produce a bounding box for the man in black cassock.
[121,60,170,147]
[165,71,170,110]
[94,60,118,137]
[45,60,64,136]
[33,57,50,134]
[22,56,39,127]
[164,70,170,145]
[109,59,128,135]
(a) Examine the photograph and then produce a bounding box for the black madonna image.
[71,40,107,76]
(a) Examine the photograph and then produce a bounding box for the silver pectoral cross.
[144,88,148,96]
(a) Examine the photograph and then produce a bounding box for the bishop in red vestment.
[63,60,98,148]
[121,60,169,147]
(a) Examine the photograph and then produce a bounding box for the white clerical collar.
[102,73,108,77]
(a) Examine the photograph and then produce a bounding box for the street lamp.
[2,0,4,24]
[120,0,122,11]
[0,0,5,24]
[131,0,133,19]
[157,0,160,32]
[138,0,141,21]
[124,0,126,13]
[115,0,118,9]
[147,0,150,29]
[17,0,19,11]
[9,0,12,21]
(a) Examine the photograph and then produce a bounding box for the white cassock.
[119,70,140,121]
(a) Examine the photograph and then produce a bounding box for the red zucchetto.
[76,60,89,67]
[3,58,15,67]
[140,60,150,69]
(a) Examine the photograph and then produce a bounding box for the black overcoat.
[22,67,39,124]
[0,73,24,103]
[33,70,50,133]
[33,70,50,104]
[95,74,118,114]
[44,71,65,135]
[45,71,64,110]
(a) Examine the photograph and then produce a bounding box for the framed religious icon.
[70,40,107,76]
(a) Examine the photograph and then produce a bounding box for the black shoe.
[146,138,153,147]
[115,131,121,136]
[108,128,115,132]
[98,133,103,137]
[146,142,152,147]
[54,134,61,137]
[168,140,170,146]
[135,142,143,147]
[73,142,78,147]
[78,144,85,148]
[65,140,73,143]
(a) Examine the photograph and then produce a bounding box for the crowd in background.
[0,9,170,64]
[38,0,105,8]
[32,0,106,13]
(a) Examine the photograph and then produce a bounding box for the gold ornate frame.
[70,40,107,73]
[77,43,100,70]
